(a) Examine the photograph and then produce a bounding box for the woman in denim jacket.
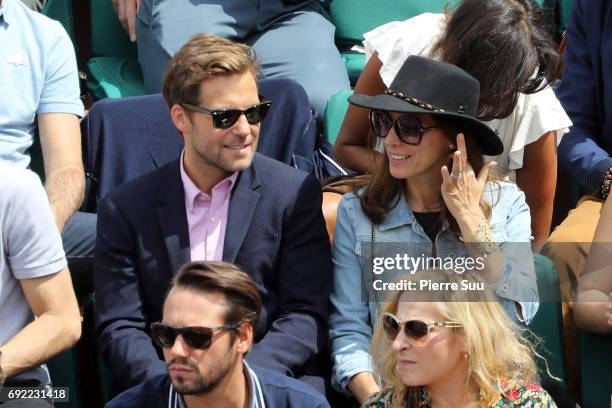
[329,56,539,404]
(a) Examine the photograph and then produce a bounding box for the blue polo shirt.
[0,0,83,168]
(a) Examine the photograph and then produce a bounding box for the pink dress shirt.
[180,152,237,262]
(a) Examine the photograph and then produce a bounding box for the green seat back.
[46,348,85,408]
[324,89,353,145]
[559,0,575,32]
[342,53,367,86]
[86,0,144,99]
[87,57,145,99]
[329,0,461,85]
[579,331,612,407]
[329,0,461,47]
[41,0,75,42]
[530,254,566,384]
[90,0,137,58]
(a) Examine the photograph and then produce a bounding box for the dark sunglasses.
[181,98,272,129]
[150,322,240,350]
[381,312,462,346]
[369,110,440,145]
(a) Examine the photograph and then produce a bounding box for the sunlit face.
[392,300,467,388]
[178,72,261,177]
[382,113,452,181]
[161,288,243,395]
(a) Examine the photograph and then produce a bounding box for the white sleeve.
[497,87,573,171]
[363,13,446,86]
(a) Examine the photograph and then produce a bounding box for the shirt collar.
[180,150,238,212]
[379,194,450,232]
[379,194,416,231]
[243,361,265,408]
[169,361,264,408]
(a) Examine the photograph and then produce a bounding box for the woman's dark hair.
[430,0,563,121]
[359,117,492,237]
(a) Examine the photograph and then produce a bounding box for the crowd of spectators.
[0,0,610,407]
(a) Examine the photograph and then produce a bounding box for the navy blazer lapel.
[156,160,191,277]
[223,163,262,263]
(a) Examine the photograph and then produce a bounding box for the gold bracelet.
[468,220,497,255]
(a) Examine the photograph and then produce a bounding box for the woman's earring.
[449,144,455,150]
[463,352,469,359]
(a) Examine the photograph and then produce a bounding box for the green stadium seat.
[324,89,352,145]
[41,0,75,42]
[46,348,85,408]
[559,0,575,33]
[42,0,143,100]
[578,331,612,408]
[86,0,143,100]
[530,254,566,386]
[87,57,144,99]
[329,0,461,86]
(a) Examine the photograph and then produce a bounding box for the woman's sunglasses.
[381,312,462,346]
[150,322,240,350]
[181,98,272,129]
[369,109,439,145]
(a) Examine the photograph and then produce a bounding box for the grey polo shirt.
[0,164,66,358]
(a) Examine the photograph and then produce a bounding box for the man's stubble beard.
[197,136,258,175]
[169,346,240,396]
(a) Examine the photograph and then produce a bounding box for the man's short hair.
[162,34,261,109]
[171,261,262,331]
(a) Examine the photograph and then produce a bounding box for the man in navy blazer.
[94,34,332,396]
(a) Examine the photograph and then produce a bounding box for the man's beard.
[167,351,237,395]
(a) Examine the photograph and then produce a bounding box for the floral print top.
[362,382,557,408]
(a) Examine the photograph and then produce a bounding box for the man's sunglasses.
[181,98,272,129]
[150,322,240,350]
[369,109,440,145]
[381,312,462,346]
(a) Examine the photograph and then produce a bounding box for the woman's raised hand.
[440,133,496,224]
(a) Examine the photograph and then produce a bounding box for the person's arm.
[0,268,81,379]
[38,113,85,232]
[328,196,379,402]
[574,194,612,332]
[0,168,80,382]
[112,0,140,42]
[94,195,166,391]
[516,131,558,252]
[348,372,380,404]
[246,175,332,376]
[37,22,85,232]
[556,0,612,192]
[333,53,386,174]
[574,289,611,333]
[442,135,538,323]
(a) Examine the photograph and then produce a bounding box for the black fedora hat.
[349,55,503,156]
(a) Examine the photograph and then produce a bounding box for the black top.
[413,211,441,242]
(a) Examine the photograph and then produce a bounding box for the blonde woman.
[364,269,555,408]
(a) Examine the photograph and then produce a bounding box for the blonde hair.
[370,269,540,407]
[162,33,261,110]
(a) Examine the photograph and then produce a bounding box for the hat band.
[384,89,466,114]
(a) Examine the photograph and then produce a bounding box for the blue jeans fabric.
[136,0,350,122]
[61,211,96,296]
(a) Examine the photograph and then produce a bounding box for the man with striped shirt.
[105,261,330,408]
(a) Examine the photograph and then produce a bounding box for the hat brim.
[348,93,503,156]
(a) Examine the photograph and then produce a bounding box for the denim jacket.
[329,181,538,393]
